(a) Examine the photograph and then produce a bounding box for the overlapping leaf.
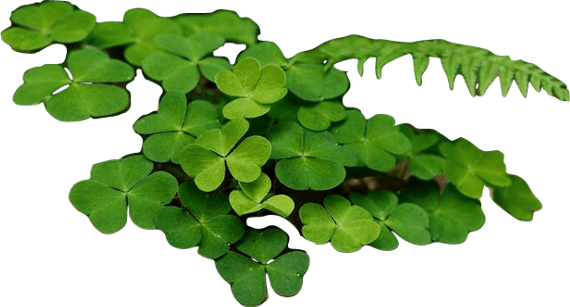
[299,195,380,252]
[215,228,310,306]
[142,33,231,93]
[87,8,182,66]
[180,118,271,192]
[399,179,485,244]
[69,155,178,234]
[133,92,221,163]
[297,101,346,131]
[229,173,295,217]
[490,175,542,221]
[173,10,259,45]
[440,138,511,199]
[1,1,96,52]
[329,109,412,172]
[350,190,431,251]
[13,48,135,121]
[154,182,244,259]
[268,121,357,191]
[215,57,287,119]
[398,124,446,180]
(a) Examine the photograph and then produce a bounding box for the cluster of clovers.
[3,1,565,306]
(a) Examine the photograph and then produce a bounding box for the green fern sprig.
[291,35,569,101]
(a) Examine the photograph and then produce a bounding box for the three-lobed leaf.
[299,195,380,252]
[2,1,96,52]
[229,173,295,217]
[154,182,244,259]
[180,118,271,192]
[133,92,221,163]
[215,228,310,306]
[13,48,135,121]
[69,155,178,234]
[440,138,511,199]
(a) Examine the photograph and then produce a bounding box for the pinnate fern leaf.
[292,35,569,101]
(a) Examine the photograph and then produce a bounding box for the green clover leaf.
[329,109,412,172]
[215,57,288,119]
[299,195,380,252]
[142,33,231,93]
[237,41,290,67]
[349,190,431,250]
[229,173,295,217]
[440,138,511,198]
[297,100,347,131]
[286,63,350,102]
[69,155,179,234]
[399,179,486,244]
[215,228,310,306]
[180,118,271,192]
[87,8,182,66]
[1,1,96,52]
[13,48,135,121]
[398,124,446,180]
[174,10,260,46]
[268,121,358,191]
[133,92,221,163]
[154,182,245,259]
[490,175,542,221]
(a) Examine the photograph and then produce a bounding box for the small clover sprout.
[215,57,287,119]
[397,125,446,180]
[400,179,486,244]
[215,227,310,306]
[133,92,221,164]
[440,138,511,199]
[88,8,183,66]
[299,195,380,253]
[69,155,178,234]
[174,10,260,46]
[329,108,412,172]
[350,190,431,250]
[1,1,96,52]
[268,121,357,191]
[14,48,135,121]
[154,182,245,259]
[490,175,542,221]
[142,33,231,93]
[229,173,295,217]
[180,118,271,192]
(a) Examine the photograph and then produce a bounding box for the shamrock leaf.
[268,121,358,191]
[180,118,271,192]
[215,57,288,119]
[154,182,244,259]
[285,62,350,102]
[174,10,260,45]
[398,124,446,180]
[299,195,380,252]
[69,155,178,234]
[440,138,511,199]
[133,92,221,163]
[350,190,432,251]
[1,1,95,52]
[215,227,310,306]
[329,109,412,172]
[142,33,231,93]
[490,174,542,221]
[297,100,346,131]
[229,173,295,217]
[399,179,486,244]
[13,48,135,121]
[87,8,182,66]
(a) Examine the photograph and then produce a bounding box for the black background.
[4,2,570,305]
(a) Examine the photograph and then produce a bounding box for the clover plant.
[2,1,568,306]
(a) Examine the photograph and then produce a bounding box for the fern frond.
[291,35,569,101]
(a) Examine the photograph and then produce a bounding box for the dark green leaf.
[286,63,349,101]
[490,175,542,221]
